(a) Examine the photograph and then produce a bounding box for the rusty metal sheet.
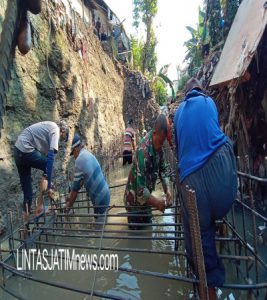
[210,0,267,88]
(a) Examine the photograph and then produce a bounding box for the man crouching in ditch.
[65,134,110,227]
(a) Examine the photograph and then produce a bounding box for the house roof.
[209,0,267,88]
[92,0,130,50]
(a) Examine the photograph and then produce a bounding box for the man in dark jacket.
[173,78,237,299]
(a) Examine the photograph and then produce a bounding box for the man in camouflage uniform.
[124,114,172,228]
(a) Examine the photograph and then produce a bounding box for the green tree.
[181,0,240,91]
[184,25,203,77]
[133,0,158,75]
[144,28,157,75]
[183,7,207,77]
[178,73,190,92]
[130,36,144,71]
[222,0,240,37]
[206,0,222,47]
[152,78,168,106]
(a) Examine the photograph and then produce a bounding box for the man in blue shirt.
[174,78,237,298]
[66,134,110,224]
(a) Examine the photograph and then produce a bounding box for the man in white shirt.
[14,120,69,224]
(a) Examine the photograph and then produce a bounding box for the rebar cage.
[0,146,267,300]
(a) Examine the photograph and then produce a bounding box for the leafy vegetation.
[178,73,190,92]
[132,0,158,76]
[130,36,144,71]
[184,23,203,77]
[208,0,223,48]
[152,77,168,106]
[131,0,167,103]
[131,0,241,95]
[183,8,205,78]
[222,0,240,37]
[178,0,241,90]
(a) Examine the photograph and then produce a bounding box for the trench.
[0,0,267,298]
[0,153,267,300]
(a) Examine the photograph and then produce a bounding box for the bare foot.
[35,204,44,217]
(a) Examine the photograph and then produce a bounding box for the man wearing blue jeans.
[174,78,237,299]
[14,120,69,224]
[65,134,110,225]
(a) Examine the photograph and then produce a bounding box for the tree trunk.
[142,17,152,74]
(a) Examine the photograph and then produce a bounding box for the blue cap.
[70,134,81,156]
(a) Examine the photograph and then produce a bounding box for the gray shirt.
[15,121,60,155]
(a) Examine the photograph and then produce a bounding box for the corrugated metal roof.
[210,0,267,88]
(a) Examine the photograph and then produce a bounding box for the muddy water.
[0,163,266,299]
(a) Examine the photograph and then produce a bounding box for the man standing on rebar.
[173,78,237,298]
[65,134,110,224]
[14,120,69,223]
[124,114,172,229]
[122,118,136,166]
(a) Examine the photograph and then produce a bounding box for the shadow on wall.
[64,92,99,182]
[122,73,141,136]
[0,0,20,137]
[0,165,21,200]
[35,12,78,189]
[122,71,159,143]
[0,165,23,233]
